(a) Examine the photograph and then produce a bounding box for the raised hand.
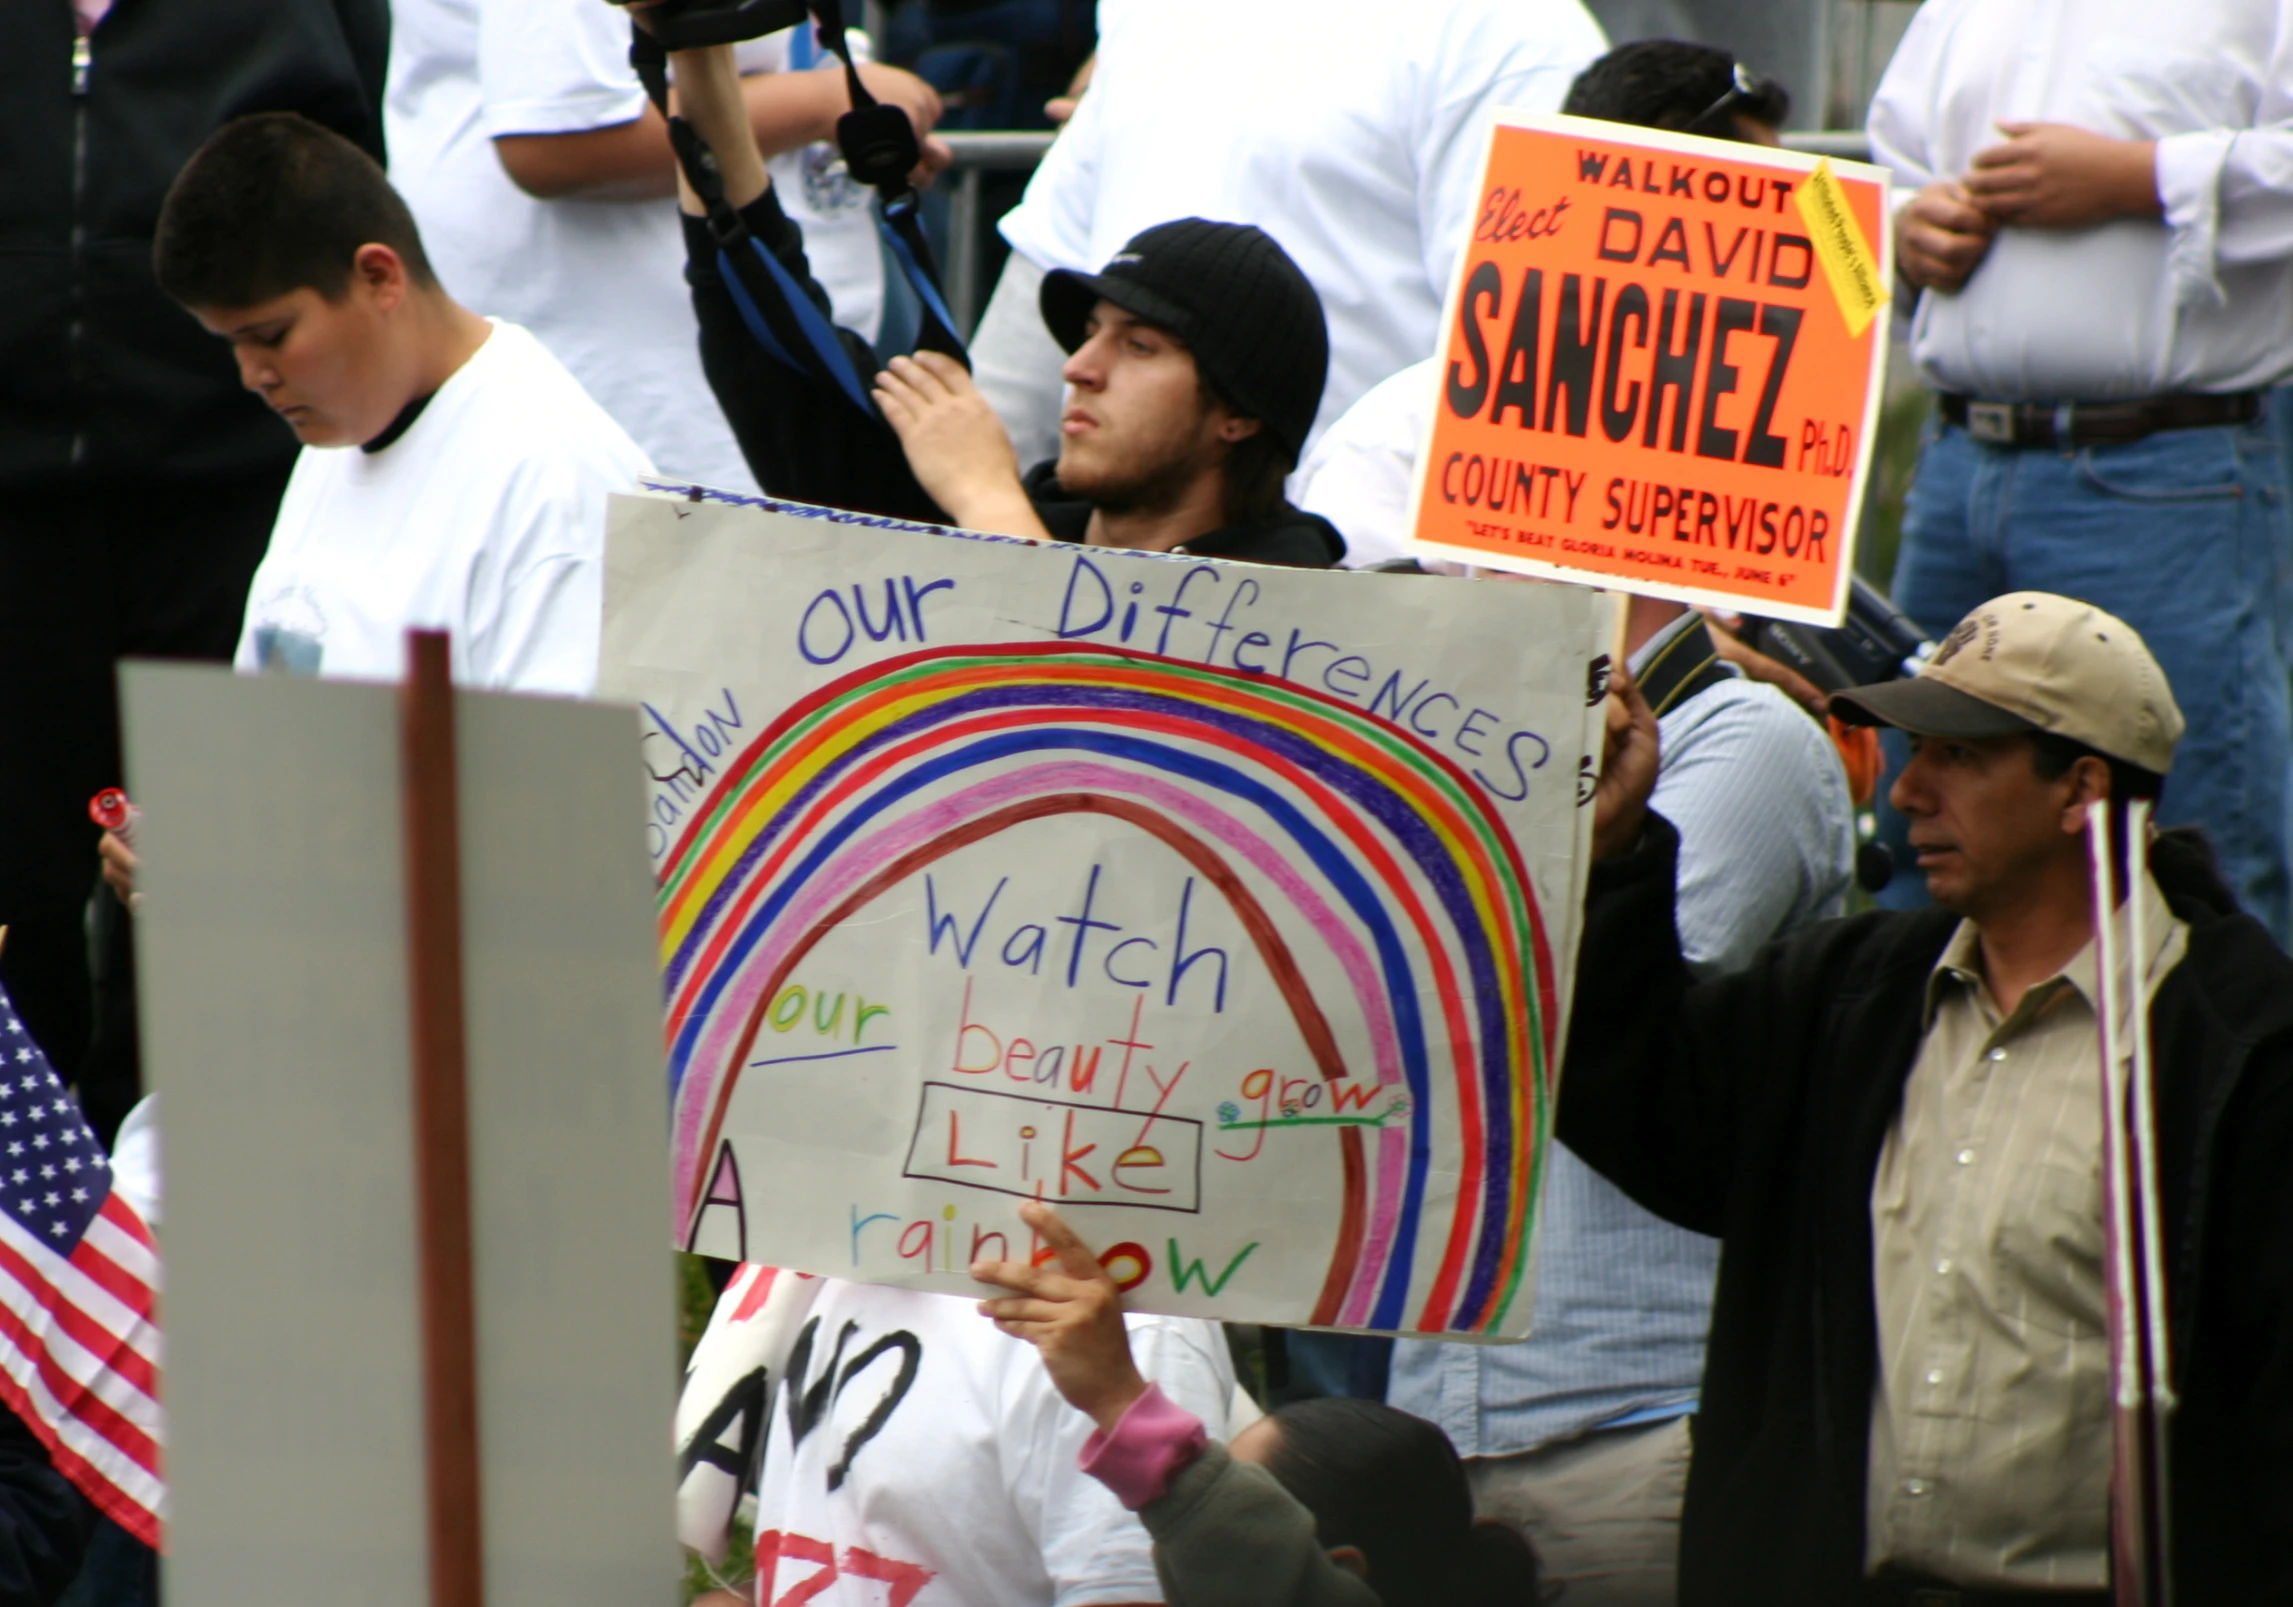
[1592,668,1660,861]
[873,352,1052,540]
[971,1200,1148,1433]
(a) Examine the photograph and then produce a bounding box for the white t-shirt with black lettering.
[752,1280,1234,1607]
[234,320,652,695]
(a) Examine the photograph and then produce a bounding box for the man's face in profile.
[192,246,412,449]
[1890,731,2085,919]
[1054,301,1248,514]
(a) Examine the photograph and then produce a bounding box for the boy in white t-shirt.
[152,111,653,696]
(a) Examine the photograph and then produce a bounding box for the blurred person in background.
[1867,0,2293,944]
[967,0,1608,471]
[3,19,386,1594]
[881,0,1095,133]
[385,0,956,496]
[0,0,386,1161]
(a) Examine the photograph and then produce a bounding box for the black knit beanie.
[1038,218,1330,463]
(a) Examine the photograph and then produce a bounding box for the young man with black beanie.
[665,38,1344,567]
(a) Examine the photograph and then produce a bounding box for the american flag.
[0,987,162,1549]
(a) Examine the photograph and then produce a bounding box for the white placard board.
[124,664,678,1606]
[604,491,1612,1338]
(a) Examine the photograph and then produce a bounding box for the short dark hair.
[155,112,435,309]
[2027,731,2166,806]
[2027,731,2166,890]
[1258,1397,1541,1607]
[1562,40,1791,137]
[1198,369,1295,528]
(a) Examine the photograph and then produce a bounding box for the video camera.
[620,0,923,195]
[1735,577,1933,699]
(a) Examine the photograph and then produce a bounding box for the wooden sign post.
[127,635,679,1607]
[399,632,485,1607]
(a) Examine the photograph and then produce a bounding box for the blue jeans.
[1878,405,2293,943]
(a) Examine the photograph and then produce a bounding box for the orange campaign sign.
[1407,113,1893,626]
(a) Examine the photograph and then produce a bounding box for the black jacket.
[1558,815,2293,1604]
[0,1400,90,1605]
[0,0,388,494]
[684,194,1345,567]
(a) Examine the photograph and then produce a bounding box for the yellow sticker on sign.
[1795,158,1888,338]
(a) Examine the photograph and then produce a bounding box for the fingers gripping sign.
[971,1201,1150,1432]
[1591,668,1661,862]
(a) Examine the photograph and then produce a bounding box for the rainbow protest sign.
[603,489,1609,1336]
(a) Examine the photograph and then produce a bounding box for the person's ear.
[2057,753,2112,833]
[1326,1545,1369,1580]
[1216,414,1263,446]
[352,243,413,313]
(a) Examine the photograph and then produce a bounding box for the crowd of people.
[3,0,2292,1602]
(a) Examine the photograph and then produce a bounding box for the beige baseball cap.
[1830,592,2184,775]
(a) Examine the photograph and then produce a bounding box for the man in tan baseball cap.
[1831,590,2183,778]
[1561,591,2293,1603]
[1827,591,2182,921]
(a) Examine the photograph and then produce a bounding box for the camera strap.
[1636,620,1733,718]
[632,5,965,400]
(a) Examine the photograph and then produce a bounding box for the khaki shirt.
[1866,871,2186,1587]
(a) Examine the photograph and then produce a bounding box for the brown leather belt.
[1939,390,2261,449]
[1860,1571,2109,1607]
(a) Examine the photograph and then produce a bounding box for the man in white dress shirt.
[1867,0,2293,943]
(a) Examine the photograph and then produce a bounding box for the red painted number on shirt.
[754,1530,836,1605]
[752,1531,937,1606]
[839,1545,937,1607]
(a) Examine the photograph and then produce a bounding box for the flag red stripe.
[0,1234,158,1399]
[0,1208,156,1360]
[62,1236,154,1341]
[0,1350,162,1550]
[0,1307,163,1547]
[83,1203,158,1288]
[0,1293,158,1472]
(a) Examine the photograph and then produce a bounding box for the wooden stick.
[399,629,485,1607]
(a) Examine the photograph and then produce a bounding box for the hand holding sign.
[973,1200,1150,1434]
[1590,670,1660,861]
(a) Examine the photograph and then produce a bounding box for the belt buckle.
[1965,401,2015,445]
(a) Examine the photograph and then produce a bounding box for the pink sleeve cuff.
[1078,1383,1209,1510]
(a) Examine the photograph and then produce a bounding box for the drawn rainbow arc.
[656,643,1558,1333]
